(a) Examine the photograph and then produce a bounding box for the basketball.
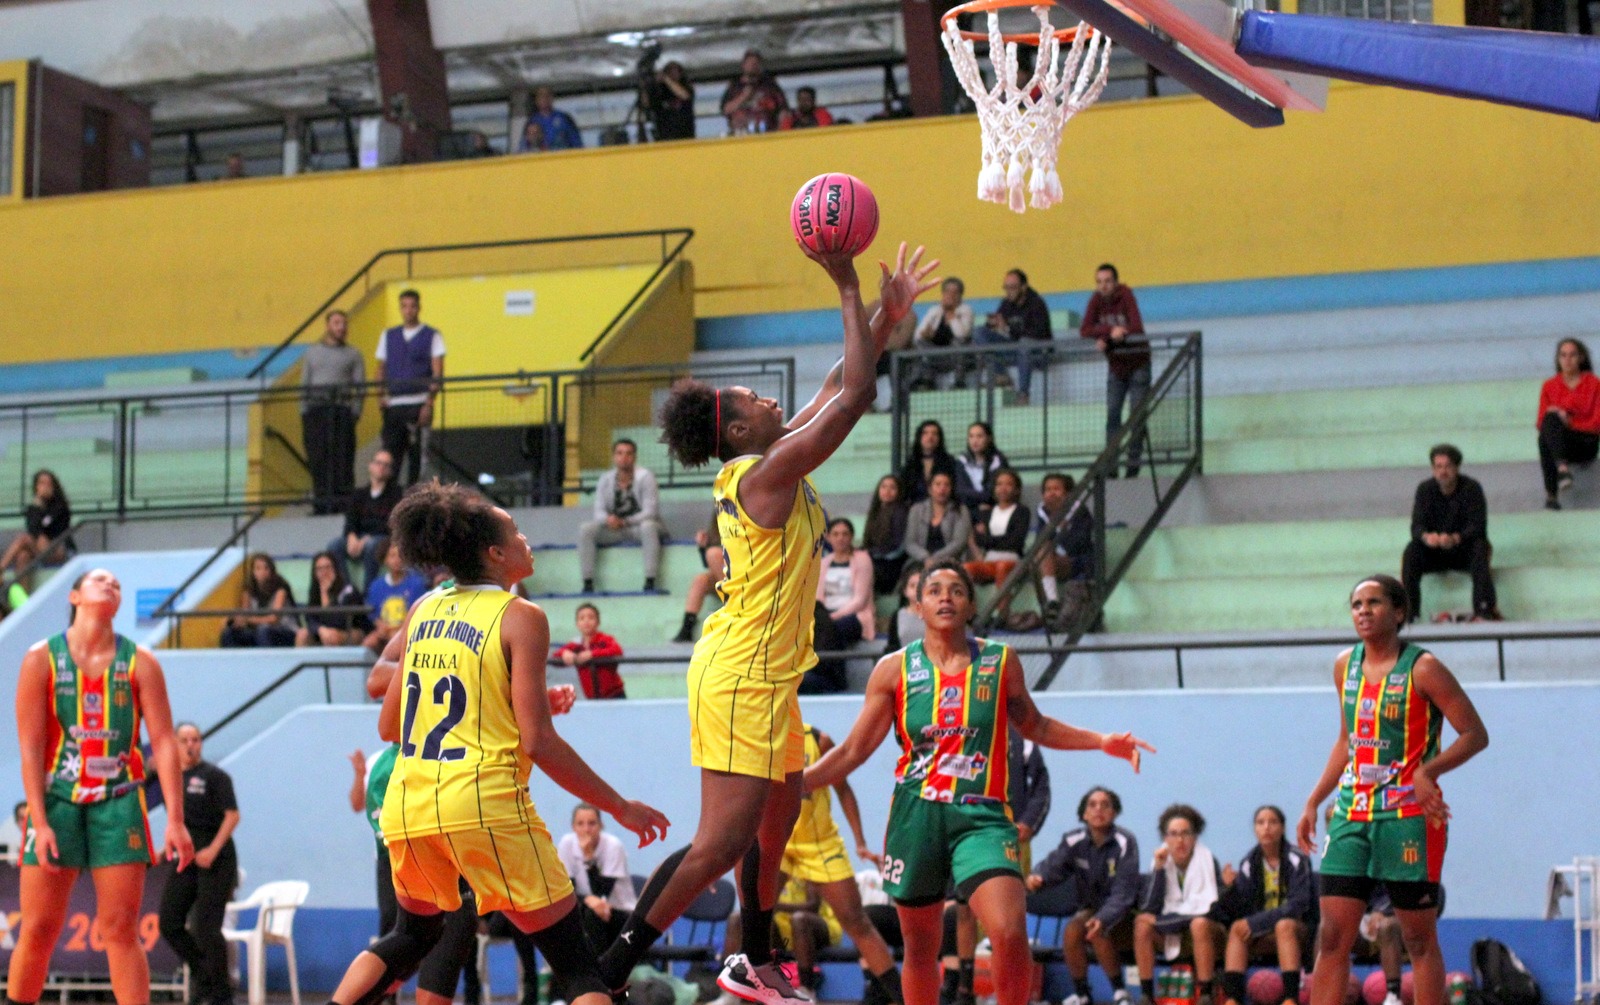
[1401,971,1415,1005]
[1364,970,1389,1005]
[1300,981,1312,1005]
[1249,969,1286,1005]
[790,173,878,256]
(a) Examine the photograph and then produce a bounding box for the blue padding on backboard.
[1237,11,1600,120]
[1061,0,1286,127]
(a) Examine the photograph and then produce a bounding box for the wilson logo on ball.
[790,173,878,257]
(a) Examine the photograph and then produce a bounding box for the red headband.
[713,389,722,458]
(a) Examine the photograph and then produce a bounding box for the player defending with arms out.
[8,569,195,1005]
[806,561,1154,1005]
[325,483,669,1005]
[783,723,905,1002]
[596,241,939,1004]
[1297,574,1488,1005]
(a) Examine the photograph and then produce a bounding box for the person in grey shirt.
[300,310,366,514]
[580,439,666,593]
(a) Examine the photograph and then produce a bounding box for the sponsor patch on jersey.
[977,653,1001,675]
[921,724,978,739]
[84,755,123,778]
[1388,672,1407,685]
[1349,737,1389,750]
[907,666,930,684]
[83,692,103,714]
[56,669,74,684]
[112,661,130,681]
[68,726,119,742]
[939,685,963,709]
[1381,786,1415,810]
[937,752,988,781]
[921,785,956,803]
[1356,763,1393,785]
[1358,696,1376,717]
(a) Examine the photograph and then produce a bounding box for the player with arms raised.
[1297,574,1488,1005]
[806,561,1153,1005]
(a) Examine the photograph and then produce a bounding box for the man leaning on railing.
[1081,263,1150,479]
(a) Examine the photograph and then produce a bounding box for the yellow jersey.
[692,456,828,683]
[788,726,844,858]
[380,585,530,840]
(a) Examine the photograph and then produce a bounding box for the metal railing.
[0,358,793,520]
[247,229,695,380]
[888,333,1199,476]
[976,333,1205,688]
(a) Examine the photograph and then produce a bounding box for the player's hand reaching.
[1413,772,1450,824]
[166,820,195,872]
[614,800,671,848]
[876,242,941,326]
[1295,805,1319,854]
[856,842,884,869]
[1025,873,1044,892]
[1100,731,1155,772]
[800,242,862,291]
[546,684,576,716]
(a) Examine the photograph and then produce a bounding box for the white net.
[942,5,1113,213]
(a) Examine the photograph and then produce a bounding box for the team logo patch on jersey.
[1359,696,1376,717]
[976,682,992,702]
[83,692,103,714]
[113,690,129,708]
[939,685,963,708]
[1401,840,1421,864]
[1383,701,1401,720]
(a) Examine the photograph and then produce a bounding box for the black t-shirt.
[650,81,696,140]
[182,762,238,848]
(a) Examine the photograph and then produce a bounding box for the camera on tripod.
[637,40,663,79]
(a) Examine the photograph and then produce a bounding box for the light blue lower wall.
[210,681,1593,994]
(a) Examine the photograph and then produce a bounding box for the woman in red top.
[1537,338,1600,510]
[554,603,626,699]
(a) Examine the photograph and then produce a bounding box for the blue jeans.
[973,330,1049,396]
[1107,364,1152,465]
[329,533,388,589]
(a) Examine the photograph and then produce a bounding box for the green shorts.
[22,793,155,870]
[1322,813,1446,885]
[882,788,1021,907]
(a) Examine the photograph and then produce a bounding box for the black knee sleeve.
[940,902,959,956]
[351,909,447,1005]
[531,908,607,1000]
[416,901,479,998]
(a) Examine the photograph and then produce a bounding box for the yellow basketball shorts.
[387,812,573,915]
[783,834,857,885]
[687,661,805,781]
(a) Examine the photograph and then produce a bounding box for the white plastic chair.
[221,880,309,1005]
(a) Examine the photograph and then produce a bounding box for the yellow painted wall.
[1,81,1597,365]
[1,60,29,204]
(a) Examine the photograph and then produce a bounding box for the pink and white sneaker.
[716,953,813,1005]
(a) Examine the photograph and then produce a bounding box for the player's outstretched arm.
[136,649,195,870]
[504,600,669,847]
[1003,650,1153,769]
[805,655,900,793]
[1297,653,1356,853]
[1410,653,1489,822]
[817,730,881,865]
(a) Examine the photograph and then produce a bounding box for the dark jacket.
[1410,474,1488,545]
[1035,500,1094,580]
[998,288,1053,343]
[1035,824,1141,928]
[345,481,404,538]
[1007,729,1051,835]
[1080,284,1149,380]
[973,502,1030,556]
[1220,845,1315,936]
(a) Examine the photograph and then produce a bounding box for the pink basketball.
[1299,981,1312,1005]
[1401,971,1415,1005]
[1364,971,1389,1005]
[790,173,878,256]
[1249,970,1286,1005]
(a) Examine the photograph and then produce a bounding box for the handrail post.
[116,400,129,519]
[1497,637,1506,681]
[1175,646,1185,689]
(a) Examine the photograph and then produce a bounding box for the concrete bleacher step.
[103,367,206,389]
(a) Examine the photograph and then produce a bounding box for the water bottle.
[1157,973,1173,1000]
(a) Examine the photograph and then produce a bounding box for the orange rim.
[939,0,1147,43]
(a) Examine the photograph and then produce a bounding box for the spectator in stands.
[1401,444,1499,622]
[223,152,246,179]
[873,293,920,407]
[675,508,723,642]
[978,268,1053,405]
[817,517,876,647]
[579,438,665,594]
[864,474,910,595]
[1027,786,1141,1005]
[329,450,402,588]
[519,120,547,152]
[882,562,925,653]
[296,551,366,647]
[300,309,365,515]
[158,724,239,1005]
[1,469,73,588]
[644,61,696,141]
[1035,472,1095,624]
[1218,806,1313,1005]
[362,540,429,654]
[900,419,961,503]
[1,800,26,865]
[904,471,973,569]
[526,86,583,149]
[956,421,1010,510]
[220,553,296,648]
[1081,264,1151,478]
[907,278,975,391]
[1537,337,1600,510]
[721,48,788,133]
[553,603,626,699]
[374,288,444,487]
[965,468,1029,593]
[780,87,834,129]
[1134,805,1226,1005]
[556,803,638,956]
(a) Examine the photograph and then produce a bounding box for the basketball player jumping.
[595,241,939,1004]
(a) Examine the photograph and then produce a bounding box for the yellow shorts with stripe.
[387,815,573,915]
[687,661,805,781]
[783,835,856,884]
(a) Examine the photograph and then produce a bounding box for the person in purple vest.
[374,288,445,486]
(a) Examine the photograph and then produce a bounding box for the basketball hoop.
[941,0,1113,213]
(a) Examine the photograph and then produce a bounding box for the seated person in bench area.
[580,438,665,594]
[1400,444,1499,622]
[1027,786,1142,1005]
[1218,806,1314,1005]
[1537,337,1600,511]
[1134,805,1227,1005]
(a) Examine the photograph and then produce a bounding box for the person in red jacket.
[1537,337,1600,510]
[553,603,626,699]
[1080,264,1150,478]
